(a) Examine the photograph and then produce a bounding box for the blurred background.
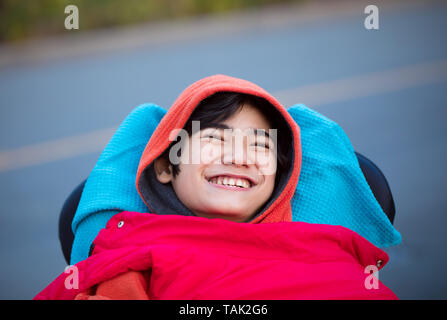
[0,0,446,299]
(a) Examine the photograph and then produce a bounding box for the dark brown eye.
[252,142,270,149]
[204,134,223,141]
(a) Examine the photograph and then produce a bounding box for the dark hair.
[160,92,291,186]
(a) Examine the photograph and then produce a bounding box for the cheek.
[177,163,199,180]
[200,142,222,164]
[171,167,200,205]
[259,174,276,197]
[254,150,277,176]
[173,164,206,194]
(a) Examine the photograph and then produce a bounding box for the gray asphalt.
[0,0,446,299]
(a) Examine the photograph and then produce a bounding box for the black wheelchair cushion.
[58,179,86,265]
[355,152,396,224]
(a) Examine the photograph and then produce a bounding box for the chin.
[202,206,250,222]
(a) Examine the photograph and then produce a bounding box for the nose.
[222,133,249,166]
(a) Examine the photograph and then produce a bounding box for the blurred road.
[1,0,446,299]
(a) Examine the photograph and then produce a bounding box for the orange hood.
[136,74,301,223]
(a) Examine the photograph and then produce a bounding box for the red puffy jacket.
[35,211,396,300]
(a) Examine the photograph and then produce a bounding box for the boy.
[141,90,294,224]
[35,75,397,300]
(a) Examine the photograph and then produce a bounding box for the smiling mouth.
[207,175,253,189]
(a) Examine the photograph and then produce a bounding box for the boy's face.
[155,103,277,222]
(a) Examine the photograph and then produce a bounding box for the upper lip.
[205,173,257,186]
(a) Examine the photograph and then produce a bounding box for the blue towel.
[71,104,164,264]
[288,104,401,248]
[70,103,401,264]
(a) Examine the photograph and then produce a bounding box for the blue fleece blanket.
[70,103,401,264]
[287,104,401,249]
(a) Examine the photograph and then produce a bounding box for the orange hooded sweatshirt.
[135,74,302,224]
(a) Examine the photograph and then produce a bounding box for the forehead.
[221,103,272,130]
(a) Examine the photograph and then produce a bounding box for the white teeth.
[209,176,251,188]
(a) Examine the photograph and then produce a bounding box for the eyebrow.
[203,123,271,139]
